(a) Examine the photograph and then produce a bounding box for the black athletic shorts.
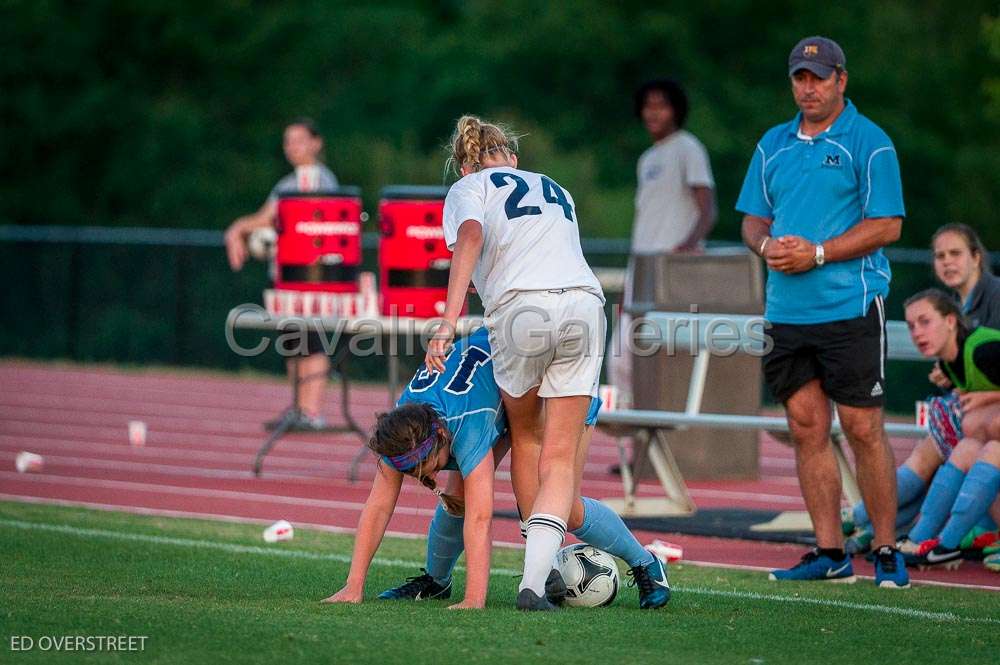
[276,331,328,356]
[763,296,886,407]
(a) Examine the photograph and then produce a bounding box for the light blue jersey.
[736,100,905,325]
[396,327,600,477]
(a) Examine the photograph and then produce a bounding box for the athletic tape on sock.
[525,514,567,537]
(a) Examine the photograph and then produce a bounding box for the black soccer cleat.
[908,540,963,571]
[516,587,560,611]
[544,568,568,606]
[627,557,671,609]
[377,569,452,600]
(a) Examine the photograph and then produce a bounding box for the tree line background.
[2,0,998,247]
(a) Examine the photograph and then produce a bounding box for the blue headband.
[384,423,439,472]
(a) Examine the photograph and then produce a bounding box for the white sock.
[519,520,528,539]
[519,513,566,595]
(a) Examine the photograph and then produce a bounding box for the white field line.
[673,558,1000,592]
[0,493,526,548]
[0,494,420,541]
[3,516,998,624]
[3,494,998,592]
[0,516,516,575]
[682,585,1000,623]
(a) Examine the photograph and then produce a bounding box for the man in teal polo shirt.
[737,36,909,588]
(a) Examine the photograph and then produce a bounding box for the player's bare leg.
[837,403,897,550]
[905,437,946,480]
[785,380,840,549]
[533,395,590,521]
[512,392,590,608]
[295,353,329,421]
[508,386,544,526]
[572,416,592,514]
[510,420,590,533]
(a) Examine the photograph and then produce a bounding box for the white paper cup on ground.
[263,520,294,543]
[15,452,44,473]
[128,420,147,447]
[645,539,683,563]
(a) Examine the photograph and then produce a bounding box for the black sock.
[818,548,846,560]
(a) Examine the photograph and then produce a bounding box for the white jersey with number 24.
[442,166,604,316]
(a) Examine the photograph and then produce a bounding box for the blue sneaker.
[627,557,671,609]
[873,545,911,588]
[377,569,451,600]
[768,549,856,583]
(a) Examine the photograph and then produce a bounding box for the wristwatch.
[814,243,825,267]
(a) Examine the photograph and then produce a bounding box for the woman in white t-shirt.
[223,118,339,429]
[426,115,607,611]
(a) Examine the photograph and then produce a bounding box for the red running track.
[1,360,997,590]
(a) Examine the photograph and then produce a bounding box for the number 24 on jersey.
[489,172,575,222]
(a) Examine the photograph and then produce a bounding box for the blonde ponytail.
[447,114,518,176]
[459,116,482,172]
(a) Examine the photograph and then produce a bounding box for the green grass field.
[3,501,999,664]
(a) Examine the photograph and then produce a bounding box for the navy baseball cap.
[788,36,846,78]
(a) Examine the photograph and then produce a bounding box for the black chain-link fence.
[1,224,985,413]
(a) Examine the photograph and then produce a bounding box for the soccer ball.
[247,227,277,261]
[555,544,619,607]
